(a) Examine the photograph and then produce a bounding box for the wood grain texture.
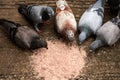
[0,0,119,80]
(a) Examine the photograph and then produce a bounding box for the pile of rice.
[30,40,86,80]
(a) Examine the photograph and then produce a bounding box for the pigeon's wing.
[22,26,40,38]
[29,6,45,23]
[78,9,103,34]
[14,27,31,49]
[97,21,120,45]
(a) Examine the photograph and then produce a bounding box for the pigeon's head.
[36,39,48,49]
[46,7,54,18]
[42,7,54,24]
[66,30,75,42]
[111,13,120,27]
[89,40,99,51]
[45,6,54,18]
[79,31,87,44]
[56,0,69,11]
[56,0,66,10]
[89,39,104,51]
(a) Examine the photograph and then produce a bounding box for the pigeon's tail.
[56,0,68,7]
[18,4,28,15]
[93,0,106,8]
[0,19,20,32]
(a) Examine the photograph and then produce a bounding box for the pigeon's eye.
[70,33,74,37]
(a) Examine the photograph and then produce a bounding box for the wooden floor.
[0,0,119,80]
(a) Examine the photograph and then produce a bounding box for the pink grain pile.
[30,40,87,80]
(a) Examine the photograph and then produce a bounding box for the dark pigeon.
[89,13,120,51]
[18,4,54,33]
[0,19,48,50]
[106,0,120,15]
[78,0,105,44]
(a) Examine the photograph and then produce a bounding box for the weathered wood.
[0,0,119,80]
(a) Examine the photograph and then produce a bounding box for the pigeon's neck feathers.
[41,8,50,21]
[83,27,92,36]
[79,27,92,43]
[30,37,40,49]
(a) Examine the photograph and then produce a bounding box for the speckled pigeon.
[78,0,105,44]
[18,4,54,33]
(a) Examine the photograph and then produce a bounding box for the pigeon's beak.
[49,12,54,17]
[46,46,48,49]
[48,13,52,17]
[79,42,82,45]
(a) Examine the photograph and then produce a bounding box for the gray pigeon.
[0,19,48,50]
[89,13,120,51]
[18,4,54,33]
[78,0,105,44]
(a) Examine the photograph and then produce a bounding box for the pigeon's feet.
[38,30,43,34]
[44,20,50,25]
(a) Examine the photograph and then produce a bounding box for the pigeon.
[0,19,48,50]
[89,12,120,51]
[106,0,120,14]
[78,0,105,44]
[55,0,77,41]
[18,4,54,33]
